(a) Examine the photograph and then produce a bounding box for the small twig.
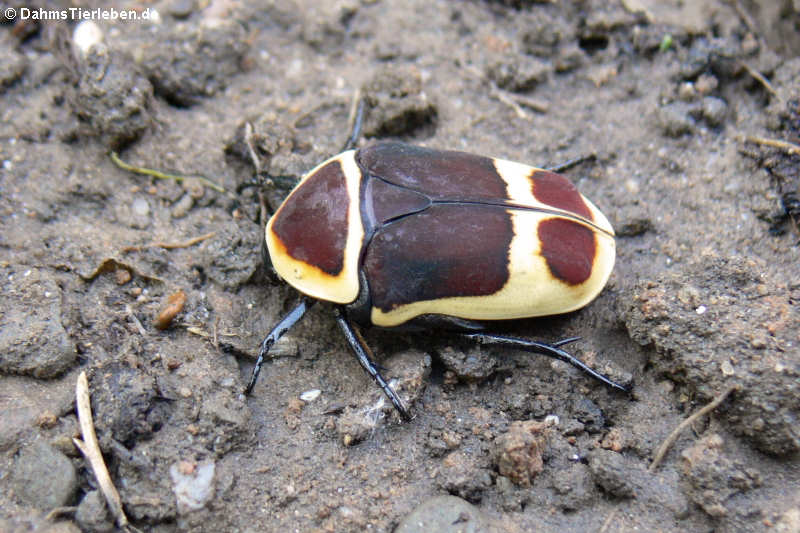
[186,325,238,340]
[110,152,227,194]
[508,92,550,113]
[74,371,129,528]
[186,326,210,338]
[649,386,737,472]
[464,65,549,120]
[493,88,530,120]
[121,231,216,253]
[243,122,262,176]
[727,0,759,37]
[212,316,220,351]
[598,507,621,533]
[44,506,77,521]
[258,189,271,224]
[125,304,148,337]
[743,135,800,156]
[740,62,778,98]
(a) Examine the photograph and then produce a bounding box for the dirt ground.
[1,0,799,532]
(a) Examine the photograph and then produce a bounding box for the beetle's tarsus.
[462,333,630,393]
[552,336,582,348]
[545,153,597,174]
[334,306,412,421]
[245,297,316,395]
[342,95,365,152]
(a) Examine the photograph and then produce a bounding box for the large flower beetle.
[245,104,628,421]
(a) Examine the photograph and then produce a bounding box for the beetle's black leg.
[341,95,365,152]
[546,153,596,174]
[333,306,412,421]
[462,332,630,393]
[245,297,316,395]
[553,336,581,347]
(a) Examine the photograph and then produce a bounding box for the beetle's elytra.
[248,142,625,420]
[267,142,615,326]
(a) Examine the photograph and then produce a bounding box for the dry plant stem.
[121,231,216,253]
[74,371,129,528]
[464,65,548,118]
[243,121,262,176]
[44,506,77,521]
[598,507,621,533]
[743,135,800,156]
[740,62,777,97]
[727,0,759,36]
[648,386,738,473]
[110,151,227,193]
[493,89,530,119]
[509,92,550,113]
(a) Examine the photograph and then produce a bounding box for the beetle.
[245,141,627,420]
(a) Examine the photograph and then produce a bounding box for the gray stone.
[0,267,76,378]
[75,490,114,533]
[395,495,489,533]
[11,440,77,509]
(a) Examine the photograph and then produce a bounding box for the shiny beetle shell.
[265,142,615,328]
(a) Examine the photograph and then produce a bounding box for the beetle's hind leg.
[245,297,316,395]
[334,307,412,421]
[461,332,631,393]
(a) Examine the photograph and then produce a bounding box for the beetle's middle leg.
[461,332,631,393]
[333,306,412,421]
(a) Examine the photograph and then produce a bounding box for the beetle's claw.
[553,336,582,347]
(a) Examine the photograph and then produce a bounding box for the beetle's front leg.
[462,332,631,393]
[333,307,412,421]
[245,297,316,395]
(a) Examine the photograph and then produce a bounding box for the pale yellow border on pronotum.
[369,157,616,327]
[265,150,364,304]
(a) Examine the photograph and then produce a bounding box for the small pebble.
[115,268,132,285]
[73,21,104,57]
[10,440,77,509]
[168,0,195,19]
[658,102,696,137]
[395,495,488,533]
[132,197,150,217]
[75,490,114,533]
[171,193,194,219]
[300,389,321,402]
[695,73,718,96]
[720,360,735,376]
[700,96,727,126]
[170,460,215,514]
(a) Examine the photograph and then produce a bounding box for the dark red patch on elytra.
[537,218,596,285]
[271,160,349,276]
[364,204,512,312]
[358,143,508,202]
[531,170,593,220]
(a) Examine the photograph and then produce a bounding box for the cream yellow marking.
[493,158,615,236]
[265,150,364,304]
